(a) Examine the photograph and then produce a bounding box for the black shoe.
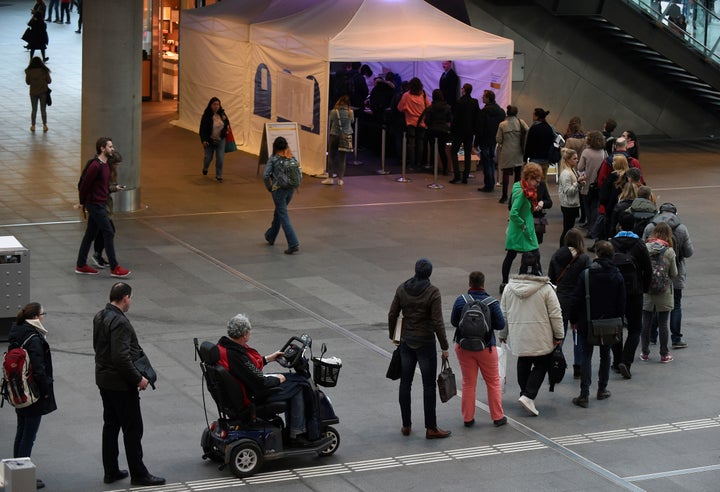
[202,169,208,175]
[131,474,166,486]
[264,235,274,246]
[499,196,507,204]
[572,395,589,408]
[611,364,621,374]
[461,179,468,184]
[493,416,508,427]
[464,419,475,427]
[104,470,129,484]
[36,479,45,489]
[43,57,49,62]
[284,245,299,255]
[449,178,461,184]
[618,363,631,380]
[75,29,81,33]
[597,389,611,400]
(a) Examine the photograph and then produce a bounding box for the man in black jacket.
[610,214,652,379]
[449,83,479,184]
[93,282,165,487]
[477,90,506,193]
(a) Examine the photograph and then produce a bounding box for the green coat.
[505,182,539,252]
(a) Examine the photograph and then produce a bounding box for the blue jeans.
[479,145,496,190]
[265,188,299,248]
[202,139,225,178]
[399,342,438,430]
[77,203,118,269]
[562,316,584,367]
[14,414,42,458]
[578,331,611,397]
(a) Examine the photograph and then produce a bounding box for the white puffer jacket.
[499,275,564,357]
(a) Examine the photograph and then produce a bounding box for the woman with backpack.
[263,136,301,254]
[640,222,678,363]
[7,302,56,489]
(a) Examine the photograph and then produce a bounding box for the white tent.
[176,0,514,175]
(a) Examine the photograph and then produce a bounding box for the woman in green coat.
[501,162,543,291]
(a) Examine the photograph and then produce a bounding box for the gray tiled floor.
[2,1,720,491]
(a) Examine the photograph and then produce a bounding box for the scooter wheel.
[317,426,340,457]
[229,440,264,478]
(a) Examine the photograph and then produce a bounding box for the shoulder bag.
[336,109,354,152]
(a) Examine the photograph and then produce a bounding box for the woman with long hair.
[397,77,430,170]
[323,95,354,186]
[198,96,230,182]
[8,302,57,489]
[557,148,585,246]
[523,108,555,180]
[25,56,51,132]
[578,130,606,228]
[496,105,528,204]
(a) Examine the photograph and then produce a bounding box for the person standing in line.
[450,271,507,428]
[199,96,229,182]
[46,0,59,22]
[59,0,70,24]
[93,283,165,487]
[476,90,506,193]
[621,130,640,160]
[388,258,451,439]
[438,60,459,110]
[500,162,543,293]
[397,77,430,171]
[568,240,626,408]
[75,137,131,278]
[523,108,555,180]
[449,83,479,184]
[8,302,56,490]
[27,12,49,62]
[25,56,51,133]
[92,150,126,269]
[421,89,452,176]
[74,0,82,33]
[263,136,301,255]
[577,130,607,231]
[557,148,585,247]
[498,251,564,417]
[496,105,528,204]
[323,95,354,186]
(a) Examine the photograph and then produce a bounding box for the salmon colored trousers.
[455,344,504,422]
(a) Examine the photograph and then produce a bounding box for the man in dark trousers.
[439,60,459,109]
[449,83,479,184]
[93,282,165,487]
[477,90,506,193]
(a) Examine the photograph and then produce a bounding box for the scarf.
[520,179,538,210]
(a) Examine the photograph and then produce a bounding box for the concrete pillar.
[81,0,143,212]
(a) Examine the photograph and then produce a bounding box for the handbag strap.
[555,252,579,285]
[584,268,592,324]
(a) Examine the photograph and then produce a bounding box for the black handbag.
[386,348,401,380]
[547,345,567,392]
[437,358,457,403]
[584,269,623,346]
[133,352,157,389]
[46,88,52,107]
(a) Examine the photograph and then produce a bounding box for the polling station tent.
[176,0,514,175]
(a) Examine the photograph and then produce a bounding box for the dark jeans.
[14,414,42,458]
[399,341,438,430]
[94,218,116,258]
[479,145,495,190]
[642,309,670,356]
[406,126,426,169]
[614,294,642,368]
[77,203,118,269]
[501,166,521,199]
[265,187,299,248]
[578,331,611,396]
[560,206,579,247]
[562,316,584,367]
[451,134,473,180]
[427,131,450,174]
[501,248,541,284]
[99,388,148,479]
[516,352,552,400]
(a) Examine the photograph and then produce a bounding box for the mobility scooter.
[194,334,341,478]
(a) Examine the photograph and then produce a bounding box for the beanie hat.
[415,258,433,279]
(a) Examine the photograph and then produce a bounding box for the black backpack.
[455,295,497,351]
[612,250,640,295]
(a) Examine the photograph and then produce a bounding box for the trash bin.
[0,236,30,343]
[1,458,36,492]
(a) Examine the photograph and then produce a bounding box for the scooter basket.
[312,357,342,387]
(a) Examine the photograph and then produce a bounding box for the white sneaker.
[518,395,539,416]
[338,179,344,186]
[321,178,334,185]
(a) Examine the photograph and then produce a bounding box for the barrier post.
[427,138,443,189]
[396,131,412,183]
[351,118,362,165]
[377,125,389,175]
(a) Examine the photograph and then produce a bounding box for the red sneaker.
[110,265,131,278]
[75,264,99,275]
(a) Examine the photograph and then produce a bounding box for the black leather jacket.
[93,304,144,391]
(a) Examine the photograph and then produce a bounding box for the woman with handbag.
[323,95,354,186]
[557,148,585,247]
[199,96,230,182]
[25,56,51,133]
[8,302,57,490]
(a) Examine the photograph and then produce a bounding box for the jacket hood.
[652,211,681,229]
[505,274,551,299]
[630,197,656,214]
[403,277,431,297]
[647,239,670,254]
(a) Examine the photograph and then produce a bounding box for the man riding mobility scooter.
[195,334,341,478]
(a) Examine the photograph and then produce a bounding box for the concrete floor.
[2,1,720,491]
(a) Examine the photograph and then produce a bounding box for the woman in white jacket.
[557,148,585,247]
[498,251,564,416]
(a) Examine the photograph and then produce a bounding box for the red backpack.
[1,334,40,408]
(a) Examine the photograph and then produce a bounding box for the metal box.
[0,236,30,343]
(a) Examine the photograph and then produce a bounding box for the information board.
[264,122,301,164]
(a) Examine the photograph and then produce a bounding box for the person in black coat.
[524,108,555,179]
[477,90,506,192]
[449,83,480,184]
[8,302,56,489]
[568,241,626,407]
[420,89,452,175]
[439,60,459,109]
[198,96,230,182]
[27,12,49,62]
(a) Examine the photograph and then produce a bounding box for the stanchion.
[376,125,389,175]
[351,118,362,165]
[427,139,444,189]
[396,131,412,183]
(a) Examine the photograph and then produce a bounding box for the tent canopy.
[176,0,514,174]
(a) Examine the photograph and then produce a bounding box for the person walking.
[75,137,131,278]
[498,251,564,417]
[557,148,585,247]
[450,271,507,428]
[8,302,56,490]
[496,105,528,203]
[199,96,230,182]
[263,136,301,254]
[92,150,125,269]
[27,12,49,62]
[388,258,451,439]
[93,282,165,487]
[568,240,626,408]
[323,95,354,186]
[25,56,51,133]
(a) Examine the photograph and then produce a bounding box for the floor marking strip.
[624,464,720,482]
